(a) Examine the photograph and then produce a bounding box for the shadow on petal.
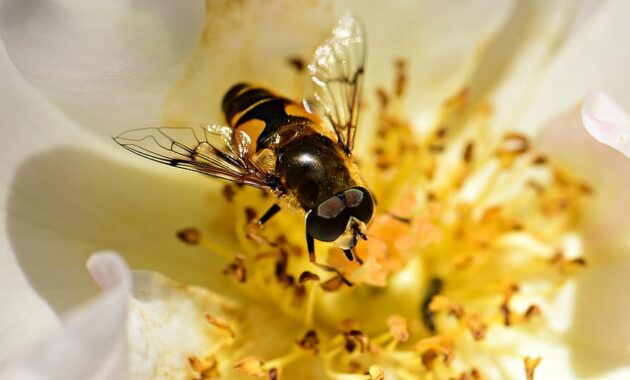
[7,146,241,315]
[538,108,630,376]
[568,262,630,376]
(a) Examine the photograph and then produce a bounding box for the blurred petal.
[521,0,630,132]
[335,0,515,129]
[163,0,335,123]
[0,0,205,135]
[581,91,630,158]
[0,252,131,380]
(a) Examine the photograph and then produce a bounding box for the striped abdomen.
[221,83,317,152]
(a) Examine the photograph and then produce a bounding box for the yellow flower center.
[166,59,590,380]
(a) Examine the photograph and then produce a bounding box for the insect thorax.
[276,133,357,211]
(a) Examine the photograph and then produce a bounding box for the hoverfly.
[114,15,372,285]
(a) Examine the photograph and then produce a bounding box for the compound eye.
[344,187,374,223]
[306,196,350,242]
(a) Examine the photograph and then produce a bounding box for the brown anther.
[572,258,587,266]
[344,329,369,353]
[245,207,258,222]
[222,184,236,202]
[524,356,542,380]
[223,254,247,283]
[463,141,475,163]
[287,56,305,72]
[395,58,408,96]
[387,315,410,342]
[176,227,201,245]
[376,87,389,108]
[532,154,548,165]
[274,234,288,245]
[299,271,320,283]
[274,249,289,284]
[296,329,320,355]
[320,276,344,292]
[578,182,594,195]
[457,369,484,380]
[435,126,448,139]
[524,305,542,321]
[205,314,235,338]
[420,349,438,370]
[465,314,487,341]
[268,367,280,380]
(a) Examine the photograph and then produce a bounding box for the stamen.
[524,356,542,380]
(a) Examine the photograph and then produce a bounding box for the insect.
[114,15,372,285]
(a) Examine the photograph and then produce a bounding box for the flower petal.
[537,108,630,258]
[0,38,93,361]
[538,107,630,373]
[581,91,630,158]
[0,251,131,380]
[0,0,205,135]
[521,0,630,132]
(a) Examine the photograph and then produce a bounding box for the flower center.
[170,60,589,379]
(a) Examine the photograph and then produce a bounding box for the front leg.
[306,233,353,286]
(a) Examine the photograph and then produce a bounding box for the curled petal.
[581,91,630,158]
[0,252,132,380]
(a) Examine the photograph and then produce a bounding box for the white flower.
[1,0,629,379]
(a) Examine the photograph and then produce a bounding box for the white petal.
[0,252,131,380]
[335,0,515,130]
[521,0,630,132]
[581,91,630,158]
[0,38,93,361]
[473,0,581,132]
[0,0,205,135]
[538,107,630,362]
[537,108,630,258]
[0,34,237,320]
[163,0,335,123]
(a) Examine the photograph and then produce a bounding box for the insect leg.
[257,204,281,226]
[307,233,353,286]
[247,204,281,245]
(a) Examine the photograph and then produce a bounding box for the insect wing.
[304,14,366,153]
[113,124,274,190]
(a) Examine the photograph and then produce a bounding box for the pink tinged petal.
[0,252,132,380]
[581,91,630,158]
[0,0,205,136]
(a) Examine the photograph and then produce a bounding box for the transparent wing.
[303,14,366,153]
[113,124,276,190]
